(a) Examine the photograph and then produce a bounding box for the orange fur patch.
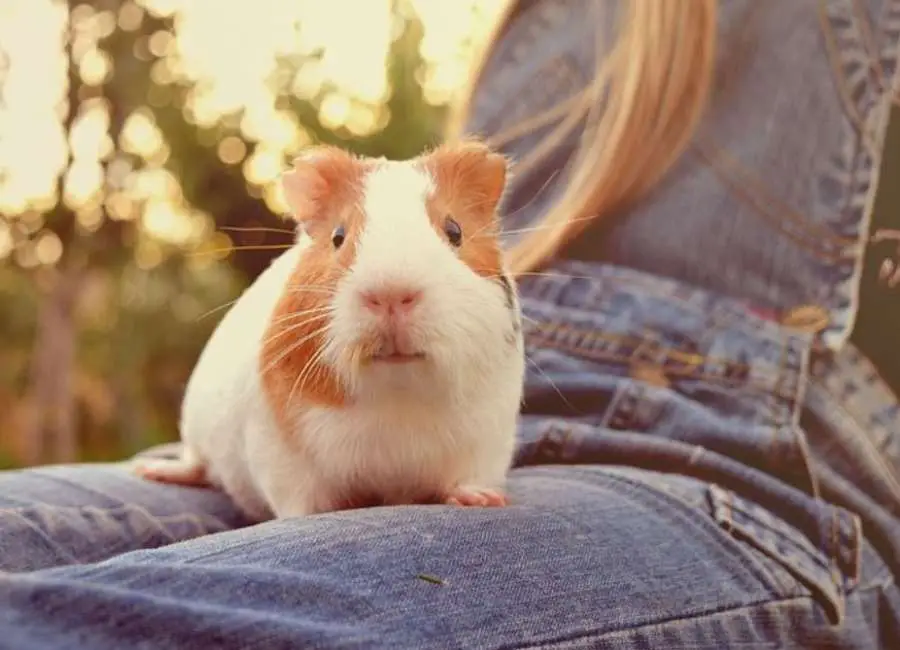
[419,140,508,279]
[260,147,370,429]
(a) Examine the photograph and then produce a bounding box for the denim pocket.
[705,482,856,625]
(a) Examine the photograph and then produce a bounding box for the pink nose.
[360,286,423,315]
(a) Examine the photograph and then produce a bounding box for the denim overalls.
[1,1,899,648]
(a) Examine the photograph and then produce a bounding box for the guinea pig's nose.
[360,286,423,315]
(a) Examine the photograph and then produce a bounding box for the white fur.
[173,240,308,520]
[140,161,525,520]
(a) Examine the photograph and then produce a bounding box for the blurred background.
[1,0,898,471]
[0,0,507,468]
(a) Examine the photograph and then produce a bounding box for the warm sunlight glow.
[0,222,13,261]
[410,0,508,104]
[0,0,67,215]
[121,109,165,159]
[0,0,510,246]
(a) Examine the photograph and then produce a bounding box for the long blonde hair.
[445,0,718,275]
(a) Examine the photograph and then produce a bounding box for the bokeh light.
[0,0,508,264]
[0,0,509,465]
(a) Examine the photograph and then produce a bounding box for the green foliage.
[0,0,445,467]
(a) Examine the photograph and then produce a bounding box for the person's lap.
[0,460,250,573]
[0,461,876,649]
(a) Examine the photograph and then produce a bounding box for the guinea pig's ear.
[281,146,361,224]
[422,140,510,216]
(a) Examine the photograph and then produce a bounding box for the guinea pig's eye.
[331,225,346,249]
[443,217,462,247]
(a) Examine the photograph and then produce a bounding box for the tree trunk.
[22,265,83,465]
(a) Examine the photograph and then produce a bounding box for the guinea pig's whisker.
[467,169,563,233]
[198,288,334,324]
[264,331,326,379]
[288,344,330,408]
[500,214,600,237]
[467,212,598,244]
[524,353,580,414]
[294,347,327,398]
[220,226,296,236]
[196,298,241,322]
[506,169,561,214]
[263,312,331,346]
[285,285,337,296]
[264,319,331,349]
[187,244,295,257]
[468,221,502,241]
[479,271,599,283]
[266,306,333,330]
[270,303,334,319]
[462,197,505,214]
[285,283,336,291]
[224,244,295,251]
[262,322,328,355]
[514,271,600,281]
[260,323,331,379]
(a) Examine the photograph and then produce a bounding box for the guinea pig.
[133,140,526,521]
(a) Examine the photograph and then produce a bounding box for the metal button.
[629,362,671,389]
[781,304,831,333]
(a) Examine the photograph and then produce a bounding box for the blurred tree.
[0,0,446,466]
[151,0,446,281]
[1,0,892,470]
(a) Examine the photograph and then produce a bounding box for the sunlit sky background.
[0,0,507,268]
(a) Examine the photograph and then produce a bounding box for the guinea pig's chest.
[301,406,476,497]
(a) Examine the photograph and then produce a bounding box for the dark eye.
[444,217,462,247]
[331,225,345,249]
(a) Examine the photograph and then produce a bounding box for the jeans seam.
[0,503,226,533]
[775,327,823,502]
[521,269,797,342]
[717,495,831,577]
[690,141,857,262]
[574,469,794,599]
[768,329,791,475]
[819,0,883,151]
[875,0,900,68]
[525,292,783,343]
[820,0,900,348]
[857,572,895,593]
[766,336,856,592]
[814,379,900,493]
[500,595,818,650]
[14,469,140,507]
[528,319,754,372]
[0,507,229,574]
[856,0,888,90]
[526,322,780,393]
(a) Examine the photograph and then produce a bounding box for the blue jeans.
[0,467,894,648]
[2,264,900,648]
[4,0,900,647]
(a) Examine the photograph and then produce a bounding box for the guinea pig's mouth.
[363,330,426,365]
[371,351,426,364]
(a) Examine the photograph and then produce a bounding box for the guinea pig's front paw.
[443,485,508,507]
[131,458,208,487]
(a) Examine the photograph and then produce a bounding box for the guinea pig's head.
[266,141,521,407]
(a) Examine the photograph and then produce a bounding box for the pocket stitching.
[707,484,847,625]
[718,494,831,575]
[525,321,774,391]
[589,471,800,600]
[595,469,847,625]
